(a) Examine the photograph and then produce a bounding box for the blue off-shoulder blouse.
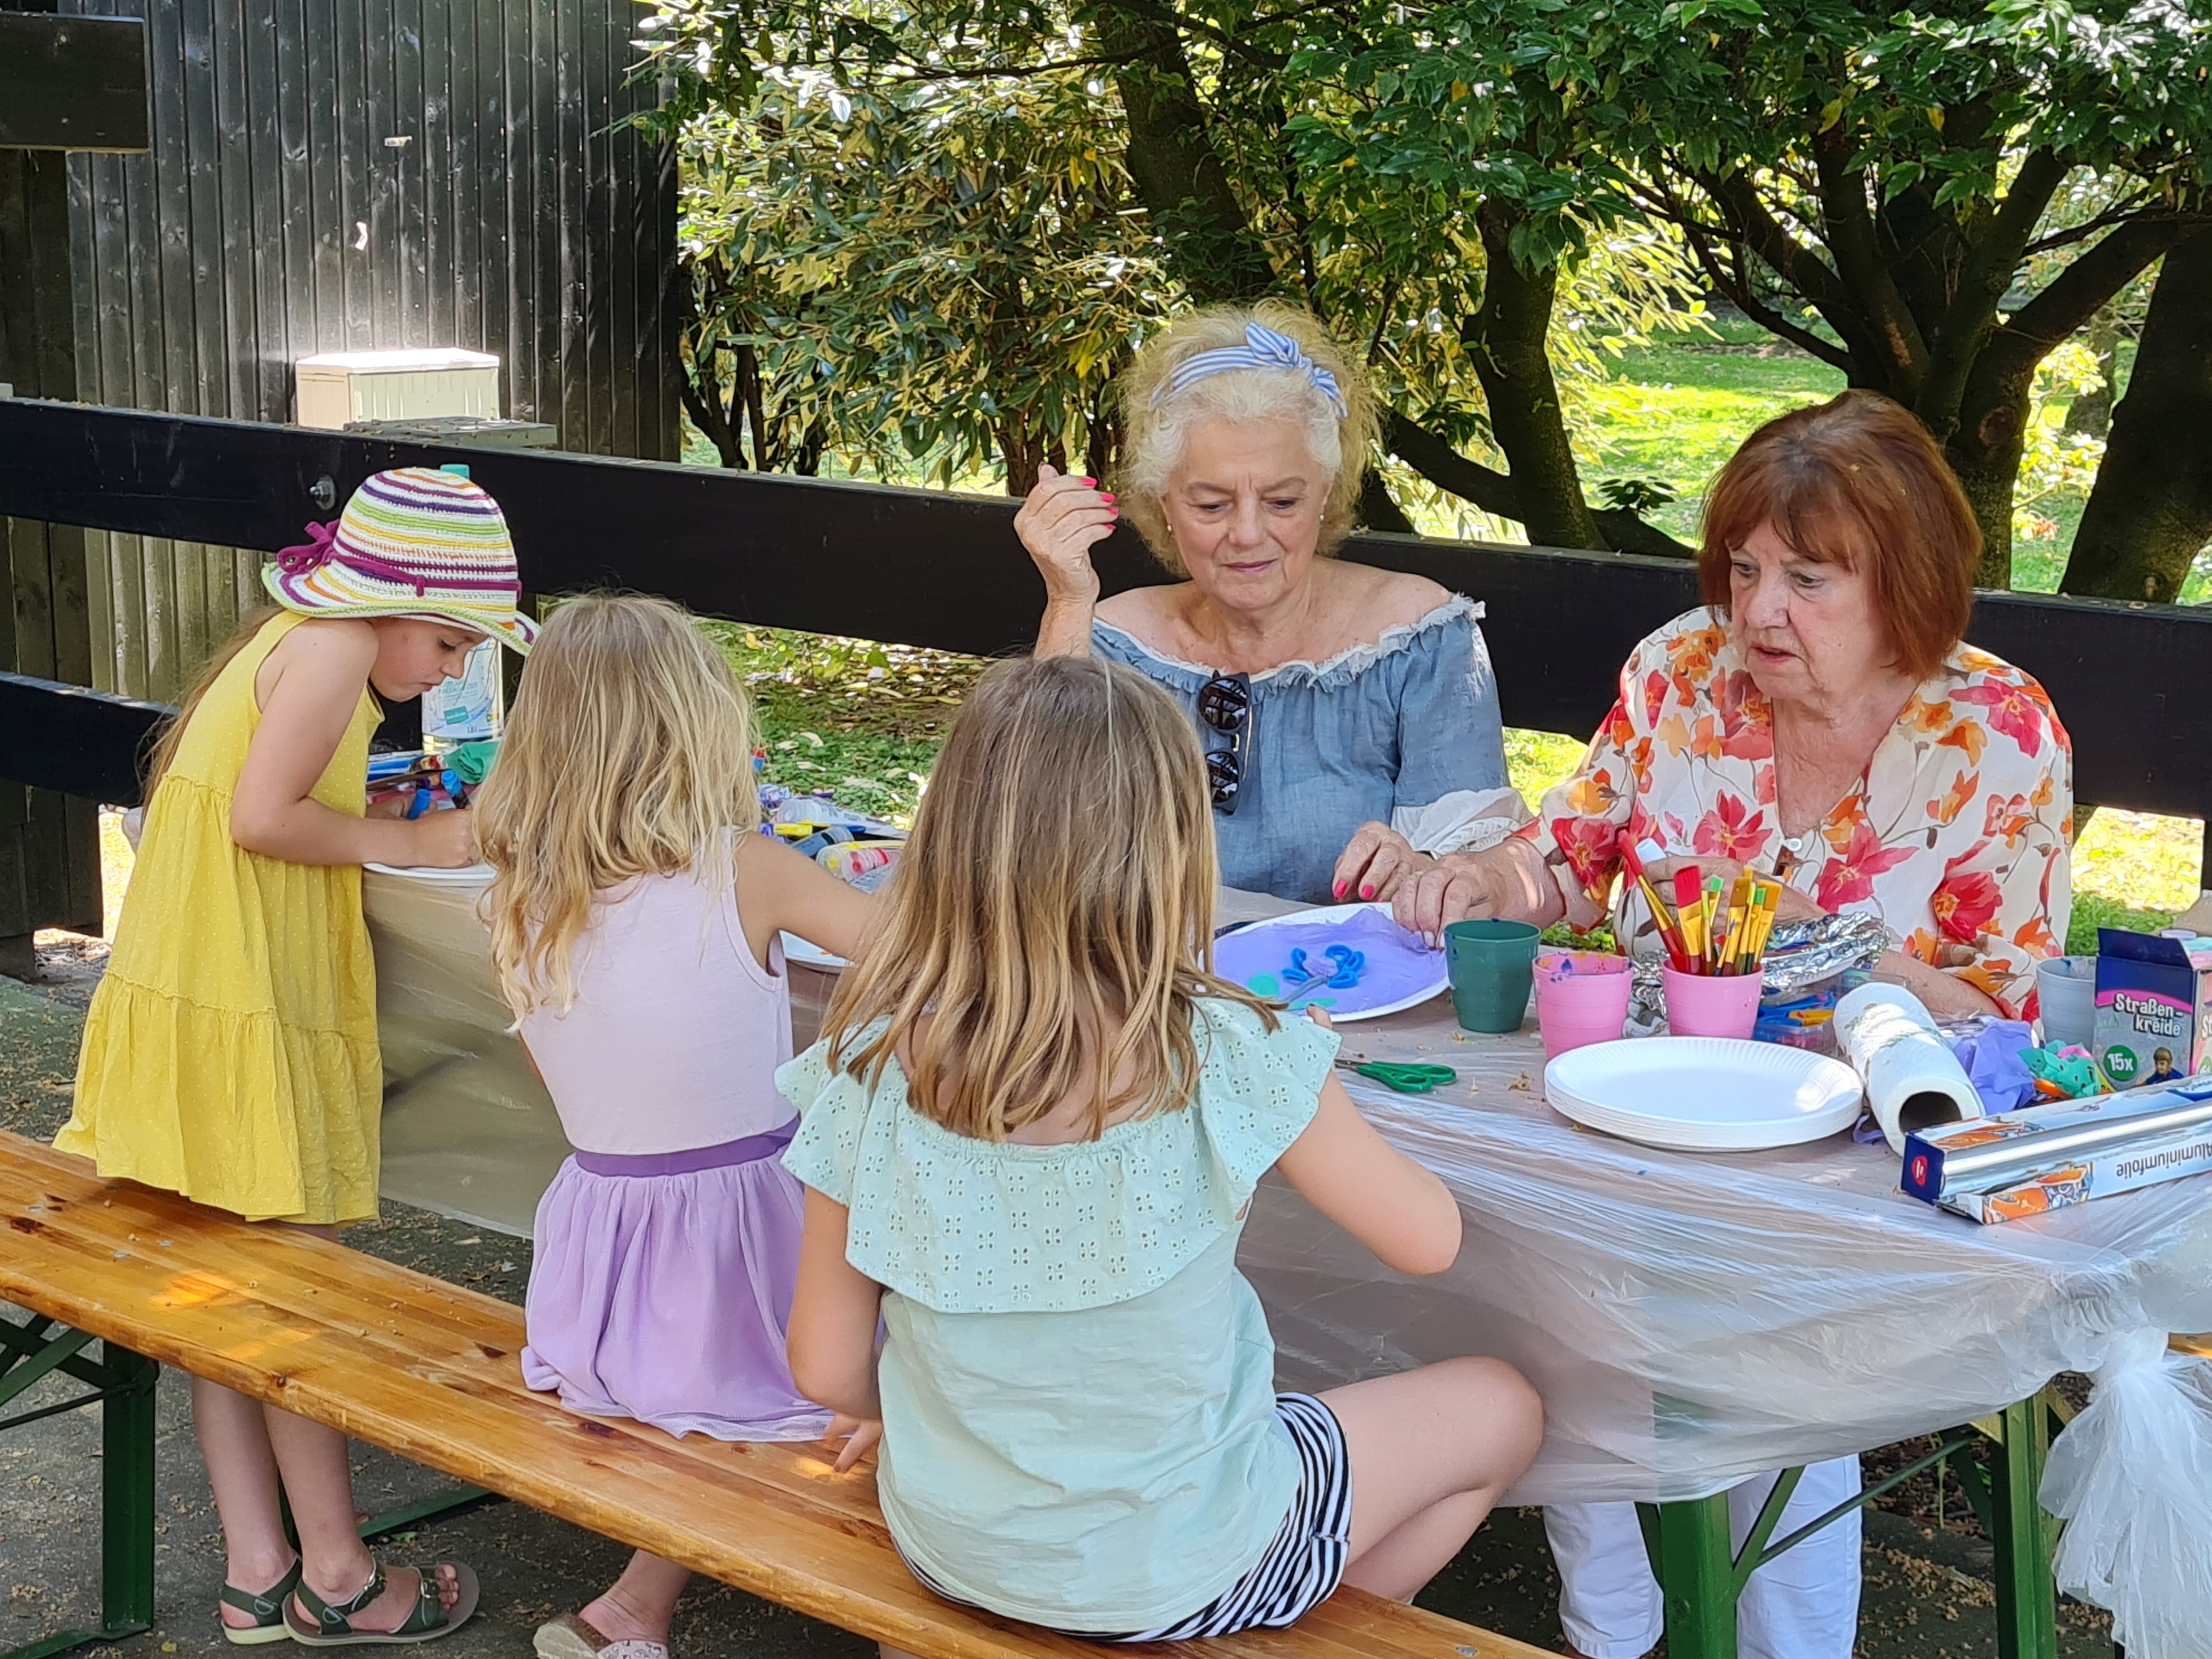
[1092,595,1509,904]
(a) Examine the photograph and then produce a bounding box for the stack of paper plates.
[1544,1037,1864,1152]
[364,861,495,882]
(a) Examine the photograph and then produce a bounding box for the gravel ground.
[2,941,2114,1658]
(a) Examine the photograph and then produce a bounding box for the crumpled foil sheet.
[1629,910,1893,1030]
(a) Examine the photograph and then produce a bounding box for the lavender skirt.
[521,1124,833,1442]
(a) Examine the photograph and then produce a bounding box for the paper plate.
[1544,1037,1863,1152]
[780,933,848,972]
[364,861,496,882]
[1211,902,1447,1023]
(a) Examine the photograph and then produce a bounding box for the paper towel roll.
[1834,983,1985,1153]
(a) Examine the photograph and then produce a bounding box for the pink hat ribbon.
[276,521,340,575]
[275,518,454,594]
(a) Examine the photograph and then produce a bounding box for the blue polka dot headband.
[1154,322,1350,420]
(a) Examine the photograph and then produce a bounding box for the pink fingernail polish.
[1333,881,1347,900]
[1100,492,1115,501]
[1360,884,1375,900]
[1080,477,1096,487]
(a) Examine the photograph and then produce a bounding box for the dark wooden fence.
[44,0,678,705]
[4,397,2209,884]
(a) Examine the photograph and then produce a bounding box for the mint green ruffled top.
[778,1000,1338,1632]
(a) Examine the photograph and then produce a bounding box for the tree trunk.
[2063,306,2121,438]
[2062,233,2212,603]
[1942,362,2034,589]
[1357,470,1414,534]
[1093,5,1273,303]
[1465,204,1604,551]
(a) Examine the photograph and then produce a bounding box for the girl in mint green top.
[781,654,1543,1640]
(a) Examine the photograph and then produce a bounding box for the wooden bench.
[0,1131,1553,1659]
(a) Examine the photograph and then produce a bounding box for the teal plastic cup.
[1444,919,1542,1033]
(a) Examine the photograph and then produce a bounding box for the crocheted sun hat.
[263,467,537,653]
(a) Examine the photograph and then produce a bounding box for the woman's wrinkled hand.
[1392,852,1511,945]
[1013,464,1115,608]
[1333,823,1426,904]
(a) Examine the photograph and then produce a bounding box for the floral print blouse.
[1523,608,2074,1015]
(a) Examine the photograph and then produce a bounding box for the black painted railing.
[3,398,2207,883]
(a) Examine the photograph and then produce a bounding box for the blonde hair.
[823,656,1276,1140]
[1115,301,1380,572]
[143,606,285,789]
[475,592,759,1018]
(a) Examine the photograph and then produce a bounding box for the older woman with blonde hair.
[1017,302,1522,904]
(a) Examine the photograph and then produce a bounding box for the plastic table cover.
[364,872,2212,1517]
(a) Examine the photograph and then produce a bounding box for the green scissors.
[1350,1062,1458,1095]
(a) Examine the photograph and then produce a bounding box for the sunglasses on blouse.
[1198,673,1251,814]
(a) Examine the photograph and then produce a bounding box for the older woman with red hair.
[1400,388,2072,1021]
[1397,390,2073,1659]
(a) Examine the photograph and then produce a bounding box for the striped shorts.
[901,1392,1353,1644]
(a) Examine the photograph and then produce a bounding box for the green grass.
[1573,329,1846,544]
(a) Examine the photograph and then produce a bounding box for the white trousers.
[1544,1455,1863,1659]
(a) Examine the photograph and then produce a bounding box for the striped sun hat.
[263,467,537,652]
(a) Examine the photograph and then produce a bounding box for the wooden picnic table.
[359,870,2212,1658]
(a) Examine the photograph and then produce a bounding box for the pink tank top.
[518,866,794,1156]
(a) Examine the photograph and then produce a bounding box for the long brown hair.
[142,605,285,788]
[472,592,760,1019]
[823,655,1276,1141]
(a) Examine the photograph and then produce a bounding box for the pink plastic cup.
[1534,951,1635,1060]
[1662,963,1764,1040]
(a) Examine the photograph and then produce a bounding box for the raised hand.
[1014,463,1116,609]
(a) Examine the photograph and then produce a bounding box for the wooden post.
[0,7,149,977]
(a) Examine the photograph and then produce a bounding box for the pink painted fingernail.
[1080,477,1096,487]
[1333,880,1348,900]
[1360,884,1375,900]
[1100,492,1115,501]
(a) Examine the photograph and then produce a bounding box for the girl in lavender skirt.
[475,593,878,1659]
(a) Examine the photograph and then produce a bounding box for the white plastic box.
[294,348,500,429]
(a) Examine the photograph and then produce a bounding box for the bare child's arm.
[230,620,473,868]
[735,832,879,962]
[788,1187,885,1469]
[1274,1067,1463,1277]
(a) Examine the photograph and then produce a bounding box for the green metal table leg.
[99,1344,159,1637]
[359,1483,500,1541]
[1641,1492,1740,1659]
[1984,1395,2059,1659]
[0,1327,159,1659]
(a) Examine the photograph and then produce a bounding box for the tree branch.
[885,53,1144,82]
[1092,4,1274,301]
[1810,122,1926,391]
[1915,147,2069,436]
[2023,192,2166,257]
[1981,212,2204,384]
[1108,0,1291,67]
[1384,411,1692,557]
[1671,205,1854,372]
[1695,167,1866,362]
[1386,410,1522,518]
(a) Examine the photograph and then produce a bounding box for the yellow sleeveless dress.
[58,612,385,1224]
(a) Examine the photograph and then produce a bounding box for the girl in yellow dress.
[57,466,535,1647]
